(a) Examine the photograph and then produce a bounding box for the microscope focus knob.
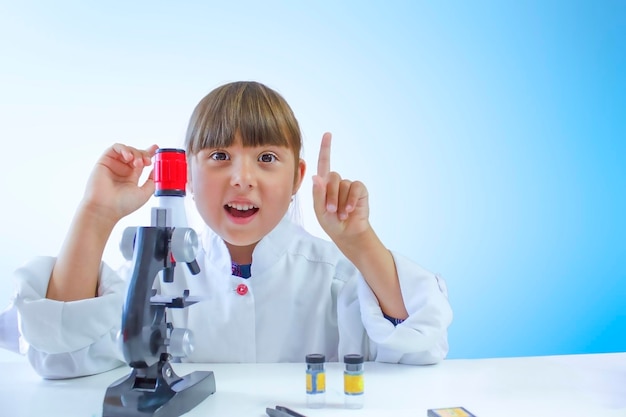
[119,227,138,261]
[169,328,195,358]
[171,227,199,263]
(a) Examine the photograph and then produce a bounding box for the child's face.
[189,133,305,248]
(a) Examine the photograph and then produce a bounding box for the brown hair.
[184,81,302,167]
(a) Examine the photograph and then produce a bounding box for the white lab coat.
[1,216,452,379]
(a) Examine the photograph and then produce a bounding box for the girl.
[3,81,452,378]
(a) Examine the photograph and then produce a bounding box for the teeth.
[227,203,258,211]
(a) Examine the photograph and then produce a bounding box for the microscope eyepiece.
[154,148,187,197]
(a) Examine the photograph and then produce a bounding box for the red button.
[236,284,248,296]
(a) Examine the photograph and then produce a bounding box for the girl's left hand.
[312,132,371,244]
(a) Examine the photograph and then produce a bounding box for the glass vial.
[343,354,364,409]
[305,353,326,408]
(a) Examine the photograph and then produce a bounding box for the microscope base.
[103,362,216,417]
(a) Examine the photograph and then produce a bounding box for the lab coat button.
[236,283,248,296]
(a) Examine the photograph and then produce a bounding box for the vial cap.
[344,354,364,364]
[305,353,326,364]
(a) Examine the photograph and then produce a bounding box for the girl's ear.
[292,158,307,194]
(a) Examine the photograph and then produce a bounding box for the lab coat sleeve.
[0,302,22,354]
[357,251,453,365]
[12,256,126,379]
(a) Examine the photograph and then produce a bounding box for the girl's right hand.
[81,143,159,223]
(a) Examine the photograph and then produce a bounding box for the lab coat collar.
[199,215,299,278]
[250,215,298,277]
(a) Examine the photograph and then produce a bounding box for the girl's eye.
[210,152,229,161]
[259,153,277,163]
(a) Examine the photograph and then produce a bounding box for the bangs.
[185,82,301,156]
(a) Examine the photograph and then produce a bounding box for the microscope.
[103,148,216,417]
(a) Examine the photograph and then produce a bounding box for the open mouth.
[225,203,259,218]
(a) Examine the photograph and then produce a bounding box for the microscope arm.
[121,226,170,369]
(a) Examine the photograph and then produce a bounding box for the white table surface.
[1,352,625,417]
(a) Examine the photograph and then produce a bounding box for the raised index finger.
[317,132,332,177]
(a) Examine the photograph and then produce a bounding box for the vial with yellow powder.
[343,353,364,409]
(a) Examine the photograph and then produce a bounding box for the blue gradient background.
[0,1,624,359]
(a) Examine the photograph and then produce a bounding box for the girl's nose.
[230,158,256,188]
